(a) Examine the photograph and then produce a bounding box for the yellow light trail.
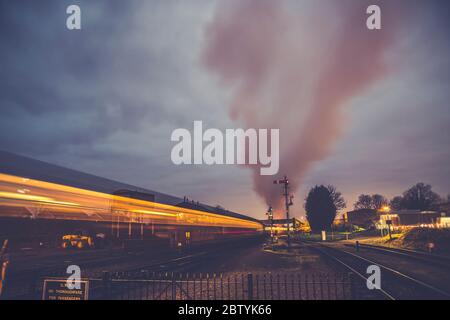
[0,191,79,207]
[0,173,262,230]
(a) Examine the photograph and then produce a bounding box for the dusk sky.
[0,0,449,220]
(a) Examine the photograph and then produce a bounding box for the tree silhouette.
[371,194,388,210]
[327,185,346,211]
[354,194,373,210]
[304,185,345,232]
[354,194,388,210]
[400,183,441,210]
[390,196,403,210]
[389,183,441,211]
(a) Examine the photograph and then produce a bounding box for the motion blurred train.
[0,151,263,251]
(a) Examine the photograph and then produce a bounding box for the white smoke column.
[202,0,402,214]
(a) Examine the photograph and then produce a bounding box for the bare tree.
[401,183,441,210]
[354,194,372,210]
[371,194,389,210]
[354,194,388,210]
[390,183,441,211]
[326,185,346,210]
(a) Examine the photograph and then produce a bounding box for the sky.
[0,0,449,220]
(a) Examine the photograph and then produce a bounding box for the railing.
[31,271,354,300]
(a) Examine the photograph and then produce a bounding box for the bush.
[400,228,450,253]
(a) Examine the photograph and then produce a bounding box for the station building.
[260,218,306,234]
[378,210,444,229]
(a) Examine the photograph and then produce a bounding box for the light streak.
[0,173,263,230]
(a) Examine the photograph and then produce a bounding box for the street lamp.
[381,205,391,213]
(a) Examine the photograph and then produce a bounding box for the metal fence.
[32,272,354,300]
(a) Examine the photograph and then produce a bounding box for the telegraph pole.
[274,175,294,249]
[266,206,274,244]
[283,177,291,248]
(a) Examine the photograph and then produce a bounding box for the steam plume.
[203,0,402,214]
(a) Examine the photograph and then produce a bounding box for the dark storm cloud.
[0,0,240,213]
[0,0,182,155]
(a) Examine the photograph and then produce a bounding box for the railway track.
[301,240,450,300]
[343,242,450,269]
[120,251,209,275]
[122,240,260,275]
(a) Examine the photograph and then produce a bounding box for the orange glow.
[0,191,79,207]
[0,173,262,230]
[129,209,177,218]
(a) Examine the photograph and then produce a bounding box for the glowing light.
[130,209,177,218]
[0,173,263,230]
[0,191,79,207]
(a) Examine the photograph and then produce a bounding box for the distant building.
[345,209,379,228]
[378,210,442,229]
[260,218,305,234]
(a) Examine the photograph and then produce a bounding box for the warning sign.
[42,279,89,300]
